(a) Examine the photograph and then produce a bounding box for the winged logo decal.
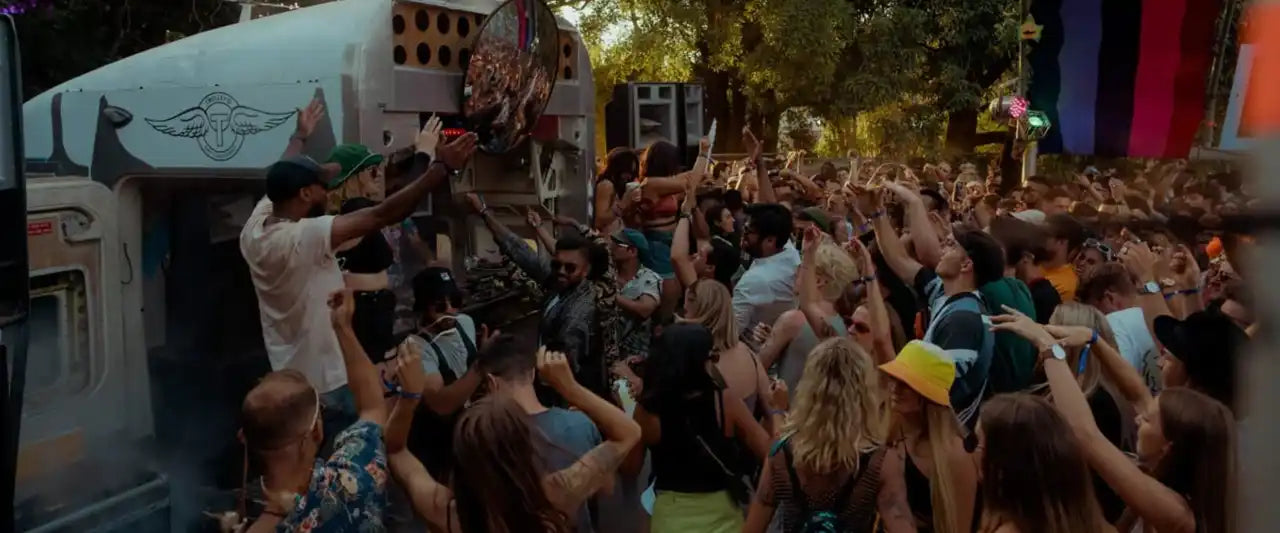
[146,92,295,161]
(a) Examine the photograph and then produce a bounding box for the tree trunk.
[945,107,1008,155]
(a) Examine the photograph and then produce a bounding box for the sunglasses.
[550,260,580,275]
[1084,238,1115,261]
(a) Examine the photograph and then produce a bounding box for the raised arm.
[525,209,556,256]
[744,127,776,204]
[797,226,837,339]
[280,99,324,159]
[884,181,942,269]
[466,193,553,284]
[849,238,896,365]
[328,289,388,425]
[1046,325,1155,415]
[540,348,642,512]
[381,348,455,529]
[331,121,472,246]
[991,310,1196,533]
[869,191,923,285]
[671,215,700,288]
[593,180,618,232]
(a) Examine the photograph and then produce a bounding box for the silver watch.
[1042,343,1067,361]
[1139,280,1161,295]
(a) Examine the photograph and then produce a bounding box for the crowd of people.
[224,97,1252,533]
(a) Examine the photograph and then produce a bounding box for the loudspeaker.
[605,83,704,167]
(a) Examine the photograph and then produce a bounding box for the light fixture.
[1020,110,1051,141]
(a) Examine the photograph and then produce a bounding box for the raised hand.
[294,98,325,139]
[536,347,578,394]
[477,324,501,352]
[802,224,824,259]
[393,340,427,396]
[416,115,443,157]
[436,132,478,171]
[525,208,543,228]
[464,192,486,214]
[767,379,789,412]
[1119,240,1161,281]
[990,305,1058,351]
[328,288,355,329]
[743,126,762,159]
[1043,325,1097,349]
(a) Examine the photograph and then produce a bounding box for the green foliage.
[577,0,1020,157]
[13,0,238,99]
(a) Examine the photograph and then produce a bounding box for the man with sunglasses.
[466,193,613,396]
[733,203,802,332]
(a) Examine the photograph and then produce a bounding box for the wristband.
[1177,287,1201,296]
[430,159,455,174]
[769,409,787,417]
[398,391,423,400]
[1078,330,1098,375]
[868,210,885,219]
[855,276,877,284]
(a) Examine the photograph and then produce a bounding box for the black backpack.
[406,327,477,481]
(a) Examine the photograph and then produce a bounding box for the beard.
[306,201,327,218]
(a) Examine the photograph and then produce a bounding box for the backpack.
[773,438,864,533]
[407,326,478,481]
[977,277,1039,395]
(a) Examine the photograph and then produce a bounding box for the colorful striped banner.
[1028,0,1223,157]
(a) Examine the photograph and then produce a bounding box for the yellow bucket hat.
[879,340,956,406]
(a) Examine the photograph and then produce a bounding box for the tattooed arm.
[539,349,642,513]
[877,446,918,533]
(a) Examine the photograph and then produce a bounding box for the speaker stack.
[605,83,704,167]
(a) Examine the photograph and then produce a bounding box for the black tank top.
[651,391,733,493]
[903,450,983,533]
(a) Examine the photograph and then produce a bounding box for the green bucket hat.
[325,143,385,189]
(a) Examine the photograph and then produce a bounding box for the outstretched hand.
[294,98,325,139]
[537,347,578,394]
[416,115,443,157]
[525,208,543,228]
[328,288,355,329]
[436,132,478,171]
[989,304,1057,350]
[392,340,427,395]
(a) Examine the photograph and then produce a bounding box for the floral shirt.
[278,420,388,533]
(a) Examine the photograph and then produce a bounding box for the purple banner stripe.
[1056,0,1104,154]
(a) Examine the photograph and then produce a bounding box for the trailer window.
[25,269,92,410]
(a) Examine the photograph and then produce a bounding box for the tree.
[11,0,239,99]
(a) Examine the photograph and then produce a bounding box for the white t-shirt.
[240,198,348,393]
[1107,307,1159,392]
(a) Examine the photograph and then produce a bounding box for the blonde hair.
[1047,302,1116,397]
[814,242,859,301]
[326,176,362,213]
[925,403,967,533]
[784,338,885,473]
[682,280,738,354]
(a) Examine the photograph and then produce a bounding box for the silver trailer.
[11,0,595,530]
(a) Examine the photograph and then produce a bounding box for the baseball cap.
[797,206,832,234]
[265,155,329,203]
[325,144,385,190]
[879,341,956,406]
[412,267,461,311]
[1154,310,1248,406]
[611,228,651,265]
[1012,209,1046,225]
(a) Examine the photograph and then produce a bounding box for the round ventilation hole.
[438,45,452,67]
[458,17,471,38]
[417,43,431,65]
[393,45,407,65]
[414,9,429,31]
[562,43,572,58]
[459,48,471,69]
[393,14,405,35]
[437,12,451,34]
[563,66,572,79]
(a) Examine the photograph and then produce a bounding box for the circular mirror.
[461,0,560,153]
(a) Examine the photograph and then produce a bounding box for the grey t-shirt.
[778,314,848,401]
[418,314,477,378]
[534,407,603,533]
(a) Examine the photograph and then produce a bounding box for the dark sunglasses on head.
[550,260,579,275]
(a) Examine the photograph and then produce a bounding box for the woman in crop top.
[631,139,713,324]
[333,197,398,362]
[593,147,640,234]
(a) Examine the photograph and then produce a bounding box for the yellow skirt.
[649,490,743,533]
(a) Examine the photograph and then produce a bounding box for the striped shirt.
[914,269,994,427]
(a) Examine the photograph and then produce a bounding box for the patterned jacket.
[495,225,619,388]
